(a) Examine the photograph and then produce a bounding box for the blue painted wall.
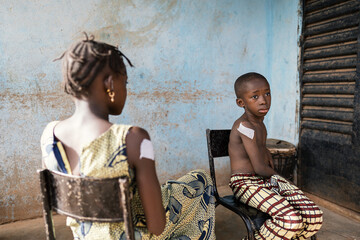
[0,0,300,222]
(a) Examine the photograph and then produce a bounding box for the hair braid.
[55,33,133,97]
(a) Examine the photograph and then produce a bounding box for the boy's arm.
[238,122,277,178]
[266,148,274,168]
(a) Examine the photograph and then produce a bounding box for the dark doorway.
[299,0,360,212]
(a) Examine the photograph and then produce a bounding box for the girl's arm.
[126,127,166,236]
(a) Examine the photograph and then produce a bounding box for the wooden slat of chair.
[119,178,135,240]
[38,169,55,240]
[38,169,135,240]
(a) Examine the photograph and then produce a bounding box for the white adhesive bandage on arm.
[237,123,255,139]
[139,139,155,161]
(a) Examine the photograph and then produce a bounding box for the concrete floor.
[0,186,359,240]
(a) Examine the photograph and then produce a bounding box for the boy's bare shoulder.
[231,116,255,133]
[230,116,257,143]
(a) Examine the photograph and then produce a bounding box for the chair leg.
[247,229,256,240]
[38,170,56,240]
[119,178,135,240]
[219,203,257,240]
[43,211,56,240]
[238,215,256,240]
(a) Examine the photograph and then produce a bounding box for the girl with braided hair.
[40,34,215,239]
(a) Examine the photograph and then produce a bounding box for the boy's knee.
[316,208,324,223]
[318,208,324,218]
[285,212,304,231]
[306,207,323,228]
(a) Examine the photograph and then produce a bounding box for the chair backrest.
[38,169,135,240]
[206,129,231,199]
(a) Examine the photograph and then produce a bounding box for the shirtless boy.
[228,72,323,240]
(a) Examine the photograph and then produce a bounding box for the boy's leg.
[230,174,303,240]
[272,175,323,240]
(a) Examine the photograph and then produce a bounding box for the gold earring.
[107,89,115,102]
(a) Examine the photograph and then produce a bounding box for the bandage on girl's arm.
[139,139,155,161]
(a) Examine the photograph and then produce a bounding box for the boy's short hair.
[55,33,133,97]
[234,72,268,98]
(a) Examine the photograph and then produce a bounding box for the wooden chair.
[206,129,270,239]
[37,169,135,240]
[206,129,316,240]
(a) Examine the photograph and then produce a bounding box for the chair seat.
[218,195,271,230]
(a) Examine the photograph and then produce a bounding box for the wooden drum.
[266,139,297,181]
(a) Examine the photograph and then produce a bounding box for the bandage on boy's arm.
[238,122,277,178]
[237,123,255,139]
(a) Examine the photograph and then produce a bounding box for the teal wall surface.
[0,0,300,222]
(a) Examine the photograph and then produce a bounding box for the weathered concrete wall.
[0,0,300,223]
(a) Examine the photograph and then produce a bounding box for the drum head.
[266,138,296,155]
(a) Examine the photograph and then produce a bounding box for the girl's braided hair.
[55,33,133,97]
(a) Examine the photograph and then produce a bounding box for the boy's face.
[236,78,271,118]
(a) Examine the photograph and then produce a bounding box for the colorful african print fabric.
[229,173,323,240]
[41,121,216,240]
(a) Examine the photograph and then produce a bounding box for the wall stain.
[128,89,222,104]
[90,0,180,47]
[0,154,42,224]
[242,45,248,57]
